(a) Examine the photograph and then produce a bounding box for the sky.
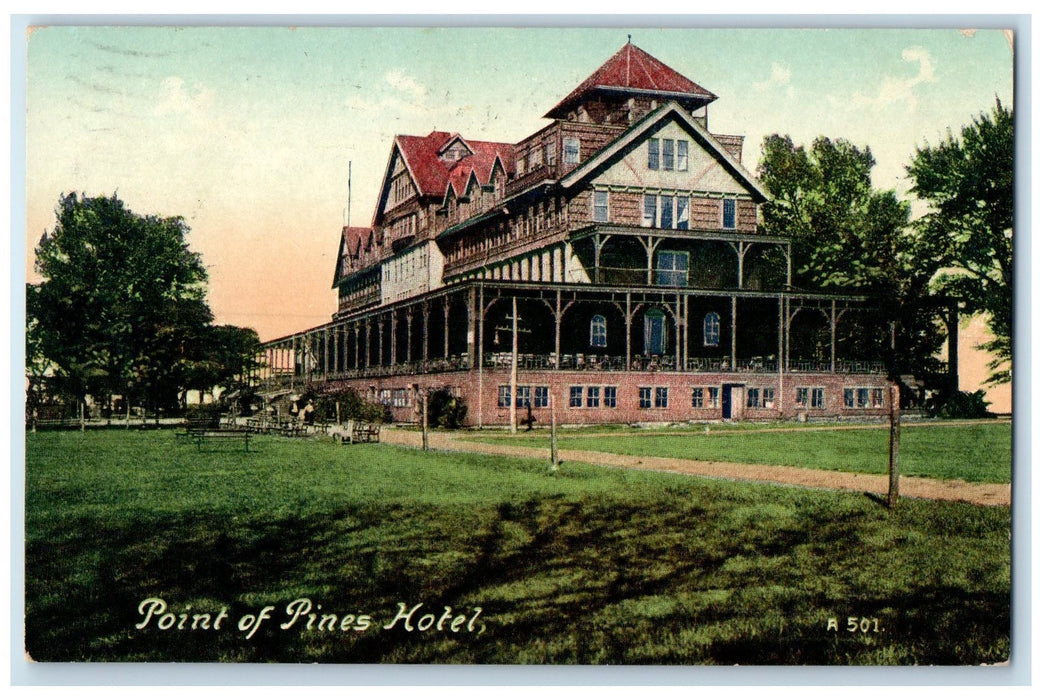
[23,24,1015,342]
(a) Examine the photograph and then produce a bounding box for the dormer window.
[564,137,580,165]
[722,198,737,230]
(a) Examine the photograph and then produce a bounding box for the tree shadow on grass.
[24,496,1009,664]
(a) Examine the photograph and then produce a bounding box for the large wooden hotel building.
[260,42,899,425]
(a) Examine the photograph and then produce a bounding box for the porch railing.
[271,354,886,385]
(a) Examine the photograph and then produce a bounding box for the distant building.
[261,42,906,425]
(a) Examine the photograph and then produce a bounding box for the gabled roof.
[396,131,514,199]
[332,225,374,288]
[559,101,769,202]
[545,42,717,119]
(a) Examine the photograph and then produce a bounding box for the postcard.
[20,23,1016,674]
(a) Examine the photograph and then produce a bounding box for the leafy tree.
[31,193,213,412]
[757,135,950,382]
[182,324,262,406]
[907,99,1013,384]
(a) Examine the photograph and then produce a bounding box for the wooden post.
[550,393,558,471]
[336,401,341,425]
[510,295,518,434]
[888,384,901,508]
[422,394,429,452]
[80,399,85,432]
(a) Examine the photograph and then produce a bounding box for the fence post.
[422,394,429,452]
[887,384,901,508]
[550,394,558,471]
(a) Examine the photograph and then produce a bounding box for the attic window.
[564,138,580,165]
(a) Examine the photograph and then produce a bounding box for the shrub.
[307,386,389,424]
[927,389,993,419]
[427,388,467,429]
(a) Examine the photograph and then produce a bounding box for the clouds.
[753,62,794,98]
[845,45,938,111]
[154,76,216,120]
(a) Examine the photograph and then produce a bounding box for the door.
[722,383,744,420]
[644,309,666,356]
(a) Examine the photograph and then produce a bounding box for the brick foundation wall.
[323,369,891,426]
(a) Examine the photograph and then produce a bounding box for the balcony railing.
[266,354,887,386]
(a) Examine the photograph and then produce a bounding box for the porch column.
[443,297,451,359]
[323,328,329,378]
[364,319,371,369]
[675,293,683,364]
[625,292,632,371]
[682,294,689,370]
[422,301,430,362]
[354,322,361,370]
[406,307,414,363]
[332,327,339,375]
[554,289,562,370]
[830,300,837,373]
[778,295,785,410]
[730,296,737,369]
[378,315,386,369]
[390,310,397,367]
[466,287,477,366]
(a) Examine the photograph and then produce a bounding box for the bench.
[192,429,251,452]
[331,421,381,444]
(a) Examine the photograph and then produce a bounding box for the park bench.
[330,420,381,444]
[178,416,251,451]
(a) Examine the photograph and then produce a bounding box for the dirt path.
[380,427,1011,507]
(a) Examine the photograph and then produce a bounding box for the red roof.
[545,42,716,118]
[395,131,514,200]
[341,226,372,258]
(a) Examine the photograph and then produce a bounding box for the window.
[799,387,826,409]
[590,315,607,348]
[642,194,657,227]
[498,386,512,408]
[378,389,391,405]
[516,156,525,176]
[677,140,689,171]
[722,198,737,230]
[707,386,720,408]
[656,250,688,287]
[662,139,675,171]
[534,386,549,408]
[515,385,532,408]
[546,142,557,166]
[844,388,855,408]
[392,389,410,408]
[604,386,617,408]
[530,146,542,168]
[639,387,652,409]
[692,387,704,408]
[871,388,885,408]
[593,190,609,222]
[569,386,583,408]
[746,387,760,408]
[676,196,690,230]
[564,137,580,165]
[586,386,601,408]
[857,388,870,408]
[655,387,669,408]
[812,388,825,409]
[648,138,660,169]
[659,195,674,229]
[703,312,720,347]
[762,387,775,409]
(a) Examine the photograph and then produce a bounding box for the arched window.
[703,312,720,347]
[590,314,607,348]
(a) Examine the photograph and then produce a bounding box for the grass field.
[468,421,1012,484]
[24,429,1010,664]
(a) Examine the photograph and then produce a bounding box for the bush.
[306,386,389,424]
[927,389,993,419]
[427,388,467,429]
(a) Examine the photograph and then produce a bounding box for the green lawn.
[468,421,1012,484]
[24,430,1010,664]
